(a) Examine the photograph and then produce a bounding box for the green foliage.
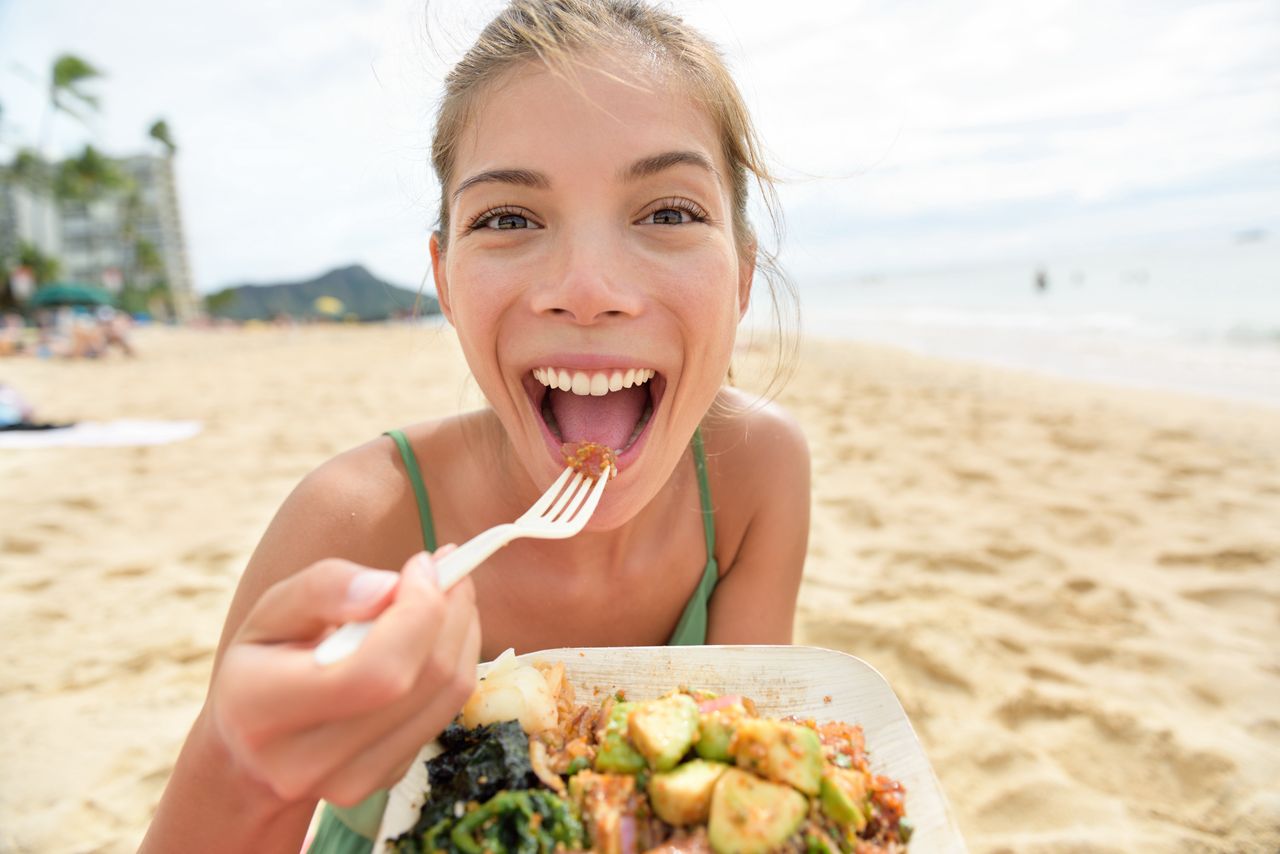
[120,281,171,316]
[17,241,60,284]
[134,238,163,275]
[148,119,176,155]
[203,288,238,315]
[7,149,51,192]
[54,145,129,202]
[50,54,104,121]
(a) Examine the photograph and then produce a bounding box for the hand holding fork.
[314,465,610,665]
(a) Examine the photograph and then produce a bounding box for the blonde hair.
[431,0,797,395]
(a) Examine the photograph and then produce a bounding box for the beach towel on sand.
[0,419,202,449]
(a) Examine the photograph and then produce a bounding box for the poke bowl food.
[562,441,619,480]
[375,647,965,853]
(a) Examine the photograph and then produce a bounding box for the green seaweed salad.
[388,721,584,853]
[388,689,911,854]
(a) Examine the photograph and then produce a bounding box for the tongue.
[547,384,648,451]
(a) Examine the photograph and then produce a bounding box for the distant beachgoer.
[0,384,72,431]
[0,313,26,356]
[142,3,809,852]
[97,307,136,357]
[68,315,105,358]
[1035,267,1049,293]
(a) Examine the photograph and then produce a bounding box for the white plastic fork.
[313,465,610,665]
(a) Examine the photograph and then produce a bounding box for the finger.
[352,551,475,673]
[253,590,480,801]
[239,559,400,644]
[266,578,481,763]
[315,605,483,805]
[219,552,460,741]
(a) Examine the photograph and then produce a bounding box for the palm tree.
[148,119,177,156]
[18,241,61,284]
[54,145,129,280]
[54,145,126,203]
[8,148,51,194]
[44,54,104,144]
[30,54,105,263]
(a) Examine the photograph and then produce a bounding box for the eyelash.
[462,198,711,232]
[647,197,710,225]
[463,205,533,232]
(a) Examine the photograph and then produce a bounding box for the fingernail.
[346,569,399,604]
[409,552,438,587]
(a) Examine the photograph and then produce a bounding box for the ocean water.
[793,240,1280,408]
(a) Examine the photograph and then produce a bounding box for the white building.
[0,152,195,318]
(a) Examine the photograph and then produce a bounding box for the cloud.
[2,0,1276,289]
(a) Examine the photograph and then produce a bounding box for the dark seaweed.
[394,789,584,854]
[389,720,542,852]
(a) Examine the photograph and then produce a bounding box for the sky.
[1,0,1277,292]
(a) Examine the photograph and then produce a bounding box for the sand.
[1,324,1277,853]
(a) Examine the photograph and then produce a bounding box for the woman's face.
[432,54,752,527]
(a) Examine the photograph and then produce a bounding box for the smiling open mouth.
[529,367,663,457]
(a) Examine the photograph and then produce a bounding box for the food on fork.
[562,441,619,479]
[385,652,912,853]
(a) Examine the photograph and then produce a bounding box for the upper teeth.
[533,367,655,396]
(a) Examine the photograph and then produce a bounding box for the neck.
[468,409,692,576]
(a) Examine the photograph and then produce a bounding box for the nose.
[529,231,644,324]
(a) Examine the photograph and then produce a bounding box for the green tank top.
[307,429,720,853]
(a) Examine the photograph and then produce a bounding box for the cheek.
[662,251,741,350]
[445,269,524,398]
[447,259,522,343]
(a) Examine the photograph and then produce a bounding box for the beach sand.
[2,324,1277,853]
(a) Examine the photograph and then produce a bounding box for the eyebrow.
[452,150,719,200]
[624,150,720,182]
[452,168,548,200]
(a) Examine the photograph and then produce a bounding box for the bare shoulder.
[701,387,811,501]
[699,389,810,643]
[214,420,453,658]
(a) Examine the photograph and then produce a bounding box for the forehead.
[453,53,725,190]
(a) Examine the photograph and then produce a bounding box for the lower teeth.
[541,393,563,440]
[622,401,653,451]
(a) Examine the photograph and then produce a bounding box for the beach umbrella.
[29,282,115,307]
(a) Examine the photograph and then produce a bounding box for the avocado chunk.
[819,766,869,832]
[627,694,700,772]
[594,702,647,774]
[729,718,823,795]
[708,768,807,854]
[646,759,729,825]
[695,696,748,762]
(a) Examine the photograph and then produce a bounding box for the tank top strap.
[385,429,438,552]
[667,427,719,646]
[691,427,716,561]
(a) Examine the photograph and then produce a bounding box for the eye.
[466,206,540,232]
[639,198,708,226]
[650,208,690,225]
[488,212,531,230]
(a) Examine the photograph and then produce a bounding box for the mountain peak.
[207,264,438,321]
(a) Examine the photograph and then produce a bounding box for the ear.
[737,242,757,321]
[429,231,454,325]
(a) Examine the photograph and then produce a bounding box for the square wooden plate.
[375,645,967,852]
